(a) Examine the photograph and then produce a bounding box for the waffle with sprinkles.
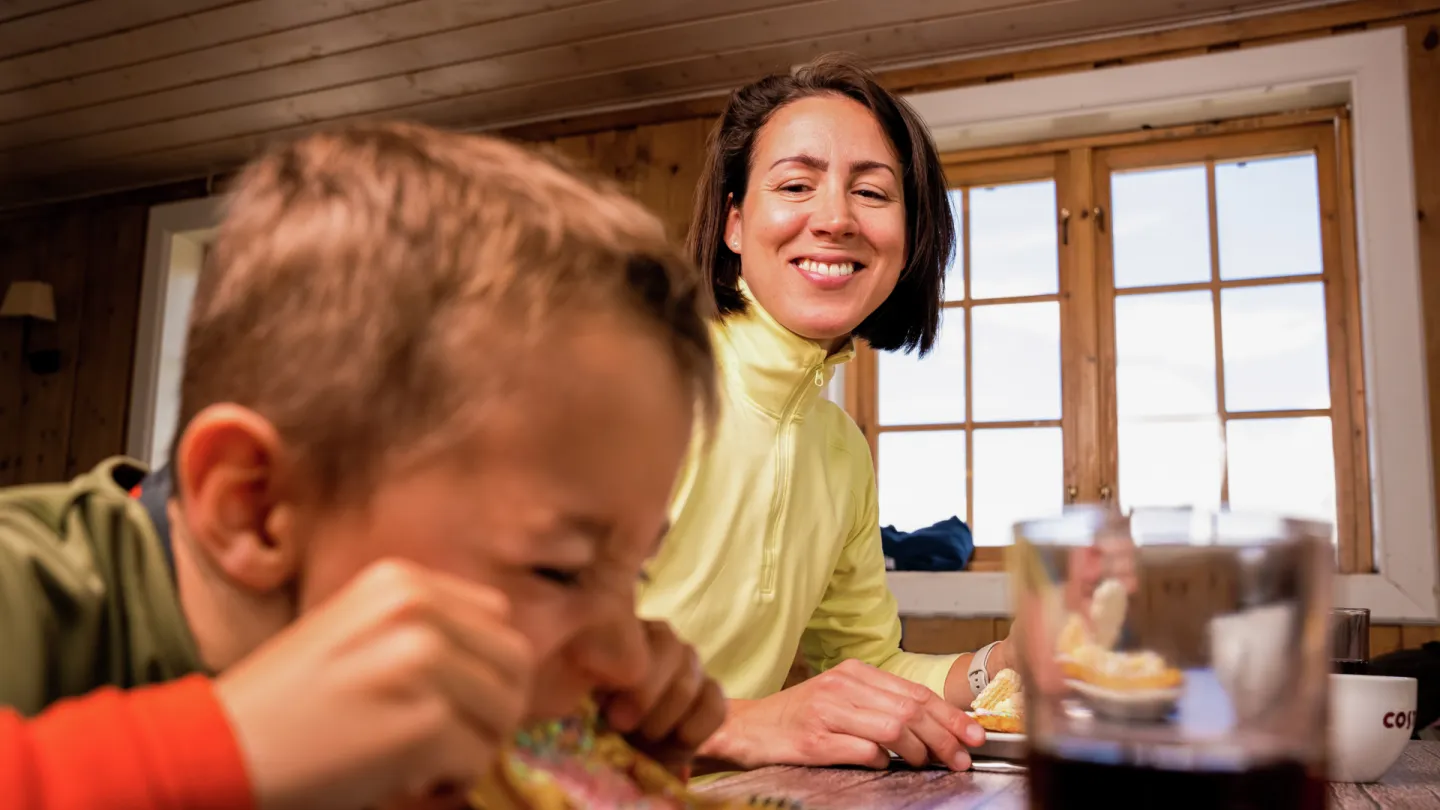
[468,705,801,810]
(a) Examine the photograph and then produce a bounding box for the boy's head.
[169,121,715,719]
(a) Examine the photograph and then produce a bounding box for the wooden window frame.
[850,109,1372,573]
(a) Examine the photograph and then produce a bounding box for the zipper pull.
[813,367,824,387]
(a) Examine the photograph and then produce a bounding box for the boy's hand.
[602,620,725,773]
[215,559,535,810]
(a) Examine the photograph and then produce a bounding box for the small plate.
[885,728,1028,768]
[973,730,1027,761]
[1066,678,1182,722]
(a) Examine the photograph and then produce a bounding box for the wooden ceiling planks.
[0,0,1337,209]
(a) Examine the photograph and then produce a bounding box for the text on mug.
[1383,711,1417,729]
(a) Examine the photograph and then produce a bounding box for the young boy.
[0,122,725,810]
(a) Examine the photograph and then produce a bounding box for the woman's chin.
[784,316,859,346]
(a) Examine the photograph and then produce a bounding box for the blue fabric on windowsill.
[881,516,974,572]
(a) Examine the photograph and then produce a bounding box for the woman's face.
[726,94,907,348]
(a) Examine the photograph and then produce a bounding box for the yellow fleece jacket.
[638,288,960,701]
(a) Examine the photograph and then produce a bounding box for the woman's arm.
[798,450,1009,706]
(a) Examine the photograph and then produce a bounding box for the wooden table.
[696,742,1440,809]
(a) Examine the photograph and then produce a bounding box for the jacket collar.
[715,280,856,419]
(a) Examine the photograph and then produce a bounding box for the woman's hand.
[602,621,726,774]
[700,659,984,771]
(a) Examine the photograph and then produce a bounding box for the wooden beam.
[515,0,1440,142]
[500,97,728,143]
[883,0,1440,94]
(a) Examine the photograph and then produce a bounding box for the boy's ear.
[173,404,302,594]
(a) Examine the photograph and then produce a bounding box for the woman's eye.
[534,567,583,588]
[780,182,811,193]
[856,188,888,201]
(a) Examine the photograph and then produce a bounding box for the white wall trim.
[891,28,1438,622]
[128,196,226,466]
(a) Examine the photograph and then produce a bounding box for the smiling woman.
[636,54,1008,775]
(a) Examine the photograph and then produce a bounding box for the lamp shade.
[0,281,56,321]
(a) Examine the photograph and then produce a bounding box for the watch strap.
[968,641,1000,696]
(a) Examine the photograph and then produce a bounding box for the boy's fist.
[602,620,726,773]
[216,559,535,810]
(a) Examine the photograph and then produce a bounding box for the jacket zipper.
[759,361,827,600]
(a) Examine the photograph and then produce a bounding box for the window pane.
[1226,417,1336,526]
[972,427,1064,547]
[878,431,966,532]
[1119,417,1225,513]
[972,302,1061,421]
[969,180,1058,299]
[1115,291,1217,418]
[945,188,965,302]
[1222,283,1331,412]
[878,308,964,426]
[1111,166,1211,288]
[1217,155,1323,281]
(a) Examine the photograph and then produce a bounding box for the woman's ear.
[174,405,302,594]
[724,200,742,256]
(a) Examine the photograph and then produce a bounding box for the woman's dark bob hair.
[687,53,955,355]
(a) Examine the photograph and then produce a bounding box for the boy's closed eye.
[532,565,653,589]
[534,566,584,588]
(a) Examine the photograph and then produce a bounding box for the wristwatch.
[968,641,1000,695]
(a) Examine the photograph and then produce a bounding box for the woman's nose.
[810,182,858,238]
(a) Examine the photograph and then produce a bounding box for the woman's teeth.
[797,258,856,277]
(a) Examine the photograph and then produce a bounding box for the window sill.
[889,568,1439,623]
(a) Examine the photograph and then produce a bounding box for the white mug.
[1327,673,1417,783]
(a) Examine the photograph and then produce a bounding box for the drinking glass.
[1330,607,1370,674]
[1008,506,1333,810]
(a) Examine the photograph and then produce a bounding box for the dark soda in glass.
[1027,749,1326,810]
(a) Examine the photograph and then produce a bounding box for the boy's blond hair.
[176,121,716,501]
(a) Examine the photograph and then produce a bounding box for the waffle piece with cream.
[1061,642,1183,692]
[968,667,1024,734]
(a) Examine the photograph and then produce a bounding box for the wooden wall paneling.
[901,617,1001,654]
[1409,15,1440,569]
[542,117,713,242]
[0,0,413,97]
[0,0,747,144]
[1400,624,1440,648]
[628,117,713,242]
[16,207,85,484]
[0,213,36,485]
[1371,624,1405,657]
[892,618,1438,657]
[994,617,1013,640]
[0,0,236,61]
[64,203,148,477]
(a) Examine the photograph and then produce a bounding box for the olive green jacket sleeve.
[0,458,204,717]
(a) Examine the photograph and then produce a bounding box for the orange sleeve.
[0,675,255,810]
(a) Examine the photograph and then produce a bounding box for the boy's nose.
[577,614,650,690]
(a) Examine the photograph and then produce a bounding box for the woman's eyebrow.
[769,155,896,177]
